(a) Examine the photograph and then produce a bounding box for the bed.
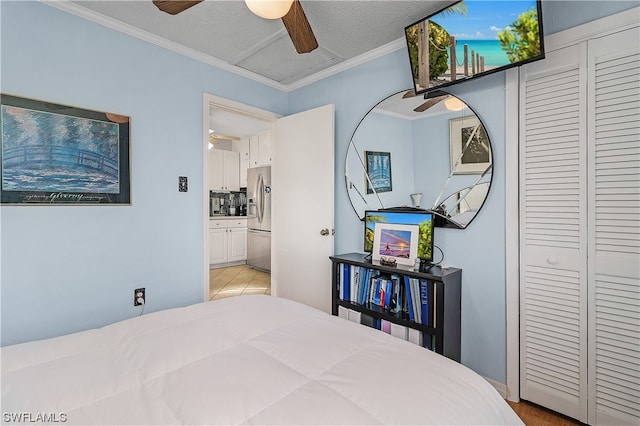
[1,295,523,425]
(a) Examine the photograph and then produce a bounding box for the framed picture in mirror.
[365,150,392,194]
[450,116,491,175]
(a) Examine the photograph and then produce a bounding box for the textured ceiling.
[62,0,458,89]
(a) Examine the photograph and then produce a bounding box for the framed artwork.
[365,150,392,194]
[1,94,130,204]
[449,116,491,175]
[372,222,418,266]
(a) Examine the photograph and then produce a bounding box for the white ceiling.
[52,0,458,90]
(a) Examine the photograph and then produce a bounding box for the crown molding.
[283,38,406,92]
[40,0,288,91]
[40,0,406,94]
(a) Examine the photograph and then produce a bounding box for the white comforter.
[1,295,523,425]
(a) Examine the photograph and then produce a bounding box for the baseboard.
[484,376,509,400]
[209,260,247,269]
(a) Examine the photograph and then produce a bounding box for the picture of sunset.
[378,228,412,258]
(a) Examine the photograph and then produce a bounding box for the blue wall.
[1,0,635,386]
[0,1,287,346]
[289,53,510,381]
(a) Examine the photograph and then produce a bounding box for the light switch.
[179,176,188,192]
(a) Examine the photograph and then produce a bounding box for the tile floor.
[209,264,271,301]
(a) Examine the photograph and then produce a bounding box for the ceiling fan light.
[245,0,294,19]
[444,96,466,112]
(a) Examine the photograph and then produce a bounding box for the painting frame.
[365,150,392,194]
[1,94,131,205]
[372,222,418,266]
[449,116,491,175]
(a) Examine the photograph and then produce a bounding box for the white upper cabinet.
[210,149,240,191]
[249,130,272,167]
[234,137,250,187]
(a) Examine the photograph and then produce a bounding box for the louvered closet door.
[587,26,640,426]
[519,43,589,423]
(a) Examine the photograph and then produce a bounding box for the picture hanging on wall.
[0,94,131,204]
[449,115,491,175]
[365,150,392,194]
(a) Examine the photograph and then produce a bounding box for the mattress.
[1,295,523,425]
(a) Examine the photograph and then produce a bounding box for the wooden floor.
[508,400,583,426]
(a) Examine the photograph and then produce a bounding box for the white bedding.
[1,295,523,425]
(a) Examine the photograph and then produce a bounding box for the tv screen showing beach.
[405,0,544,95]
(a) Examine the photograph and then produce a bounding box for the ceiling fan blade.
[152,0,203,15]
[281,0,318,54]
[413,95,448,113]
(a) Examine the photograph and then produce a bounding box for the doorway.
[202,94,281,302]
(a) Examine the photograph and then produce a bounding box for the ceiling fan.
[403,89,450,113]
[152,0,318,54]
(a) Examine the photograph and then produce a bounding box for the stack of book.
[338,263,434,326]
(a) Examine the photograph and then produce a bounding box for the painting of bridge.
[1,94,130,204]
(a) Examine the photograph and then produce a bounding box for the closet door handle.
[547,257,558,265]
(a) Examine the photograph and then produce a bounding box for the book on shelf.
[360,313,376,328]
[419,279,429,326]
[348,309,361,324]
[390,323,408,340]
[404,276,415,321]
[350,266,360,303]
[407,328,423,346]
[341,263,350,301]
[381,319,392,334]
[338,306,349,319]
[338,263,434,327]
[410,278,421,324]
[383,280,392,309]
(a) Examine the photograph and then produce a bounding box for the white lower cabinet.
[209,218,247,266]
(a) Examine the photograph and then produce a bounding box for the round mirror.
[345,89,493,229]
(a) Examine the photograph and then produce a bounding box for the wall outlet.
[134,288,145,306]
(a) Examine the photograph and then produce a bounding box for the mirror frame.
[345,89,494,229]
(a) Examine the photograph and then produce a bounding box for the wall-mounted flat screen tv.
[404,0,545,96]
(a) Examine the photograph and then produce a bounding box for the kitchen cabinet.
[233,137,250,188]
[210,149,240,191]
[209,218,247,266]
[249,130,272,167]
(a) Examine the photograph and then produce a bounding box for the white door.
[272,104,335,313]
[587,26,640,426]
[519,42,589,422]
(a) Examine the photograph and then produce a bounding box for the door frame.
[201,93,281,302]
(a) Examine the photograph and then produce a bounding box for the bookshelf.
[330,252,461,362]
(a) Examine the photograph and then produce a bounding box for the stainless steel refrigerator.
[246,166,271,272]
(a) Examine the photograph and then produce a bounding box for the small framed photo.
[365,150,392,194]
[450,116,491,175]
[372,223,418,266]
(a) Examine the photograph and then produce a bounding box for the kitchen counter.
[210,215,247,219]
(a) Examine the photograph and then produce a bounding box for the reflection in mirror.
[345,89,492,229]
